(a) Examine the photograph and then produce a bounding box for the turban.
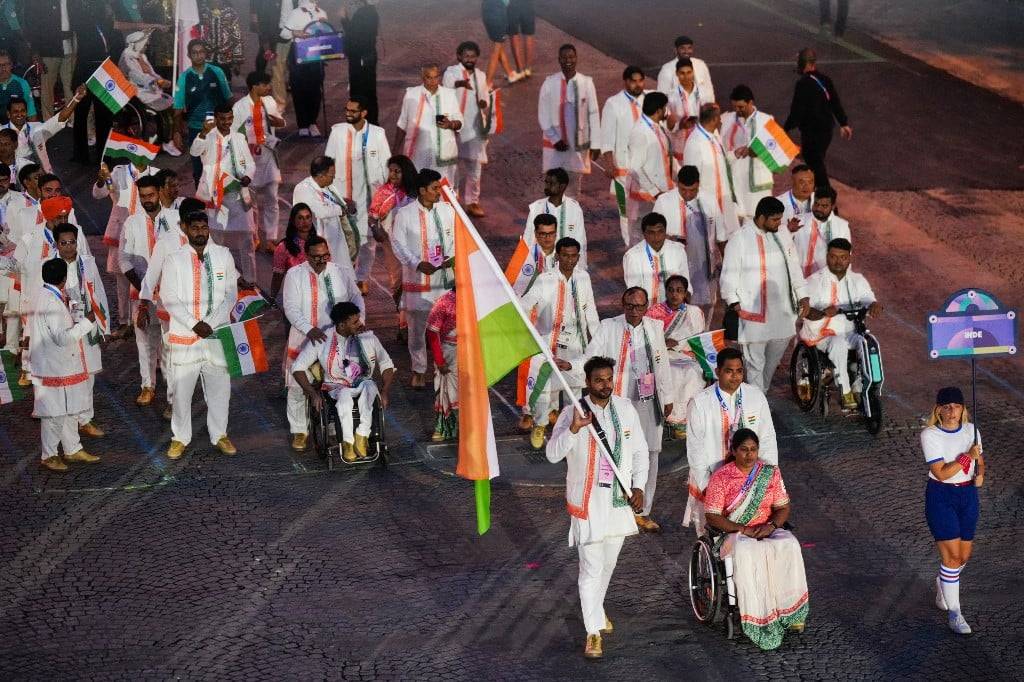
[41,196,72,221]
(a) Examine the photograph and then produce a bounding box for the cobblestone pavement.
[2,1,1023,679]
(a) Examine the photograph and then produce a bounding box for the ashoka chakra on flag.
[237,342,251,355]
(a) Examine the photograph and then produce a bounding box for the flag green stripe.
[614,179,628,218]
[687,337,715,381]
[216,328,244,377]
[475,479,491,535]
[1,350,26,402]
[239,301,267,321]
[87,79,125,114]
[477,302,541,386]
[527,360,552,410]
[748,138,787,173]
[104,148,156,165]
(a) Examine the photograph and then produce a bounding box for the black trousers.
[799,127,833,190]
[348,56,379,125]
[72,88,115,164]
[819,0,849,36]
[289,57,323,128]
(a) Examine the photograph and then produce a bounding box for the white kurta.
[653,190,724,307]
[15,223,92,320]
[292,176,355,266]
[682,124,741,239]
[521,268,599,391]
[792,212,851,278]
[190,129,255,232]
[666,83,709,163]
[777,189,815,227]
[538,72,600,174]
[684,382,777,528]
[657,56,714,102]
[396,85,462,171]
[324,121,391,233]
[232,94,283,187]
[442,63,492,161]
[799,267,875,346]
[62,255,109,374]
[622,239,690,307]
[720,224,807,343]
[598,89,645,177]
[139,229,189,306]
[390,200,455,312]
[28,285,95,417]
[547,395,649,546]
[626,115,675,202]
[92,163,159,270]
[1,115,65,173]
[523,197,588,268]
[720,110,777,219]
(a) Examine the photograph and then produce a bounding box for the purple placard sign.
[927,288,1018,359]
[295,33,344,64]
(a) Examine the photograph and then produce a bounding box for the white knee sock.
[939,564,962,614]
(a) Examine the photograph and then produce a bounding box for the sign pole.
[971,356,979,445]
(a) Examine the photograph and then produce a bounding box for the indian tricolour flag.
[103,132,159,167]
[683,329,727,382]
[450,186,542,535]
[0,350,27,405]
[503,237,540,297]
[613,178,629,244]
[518,354,553,413]
[231,288,269,323]
[749,118,800,173]
[86,59,138,115]
[216,319,269,378]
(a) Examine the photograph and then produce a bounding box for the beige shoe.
[78,421,105,438]
[601,616,613,634]
[583,633,602,659]
[291,433,308,452]
[635,515,661,533]
[465,203,486,218]
[842,391,858,410]
[40,456,68,472]
[136,387,156,406]
[353,433,369,458]
[518,413,535,432]
[530,425,546,450]
[788,622,806,634]
[65,449,100,464]
[342,441,358,462]
[431,430,445,442]
[18,370,30,387]
[166,440,186,460]
[215,437,237,456]
[357,280,370,296]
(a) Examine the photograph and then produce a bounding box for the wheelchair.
[688,527,740,639]
[305,363,388,470]
[789,307,885,434]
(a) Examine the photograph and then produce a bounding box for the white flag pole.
[171,0,181,99]
[441,184,634,498]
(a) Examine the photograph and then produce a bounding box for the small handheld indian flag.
[749,119,800,173]
[216,319,269,377]
[0,350,27,404]
[103,132,159,167]
[613,178,630,244]
[231,288,269,323]
[503,237,541,297]
[86,59,138,114]
[683,329,727,381]
[519,354,553,413]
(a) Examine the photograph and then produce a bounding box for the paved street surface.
[2,0,1022,678]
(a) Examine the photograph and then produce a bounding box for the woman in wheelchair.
[704,428,809,650]
[292,302,395,462]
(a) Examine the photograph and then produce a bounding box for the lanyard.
[545,200,567,239]
[644,241,665,303]
[43,283,64,305]
[715,385,743,455]
[808,74,830,101]
[768,231,798,313]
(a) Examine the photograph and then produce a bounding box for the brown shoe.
[166,440,186,460]
[466,203,486,218]
[583,633,603,659]
[290,433,308,452]
[79,421,105,438]
[518,413,535,432]
[17,370,31,387]
[65,449,100,464]
[411,372,426,389]
[635,515,661,533]
[136,387,156,406]
[40,456,68,472]
[215,437,237,456]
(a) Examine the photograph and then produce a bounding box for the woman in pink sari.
[705,428,809,650]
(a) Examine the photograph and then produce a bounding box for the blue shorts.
[925,479,979,541]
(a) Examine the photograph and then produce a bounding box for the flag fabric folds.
[0,350,27,404]
[683,329,727,381]
[503,237,541,297]
[231,288,270,323]
[749,119,800,173]
[86,59,137,114]
[216,319,269,377]
[103,132,160,167]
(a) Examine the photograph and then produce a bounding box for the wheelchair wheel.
[308,395,331,460]
[865,387,883,435]
[688,537,723,625]
[789,344,820,412]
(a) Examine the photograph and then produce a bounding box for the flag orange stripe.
[503,237,529,286]
[100,59,138,99]
[243,319,269,371]
[764,118,799,158]
[107,131,160,155]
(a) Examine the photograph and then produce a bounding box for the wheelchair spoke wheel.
[789,344,819,412]
[865,387,883,435]
[309,399,330,459]
[688,539,721,624]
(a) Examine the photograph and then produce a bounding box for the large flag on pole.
[448,187,542,535]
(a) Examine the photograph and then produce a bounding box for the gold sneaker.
[342,441,358,462]
[797,381,812,402]
[583,633,603,659]
[166,440,186,460]
[136,387,156,406]
[65,449,100,464]
[291,433,308,452]
[635,515,661,533]
[842,392,858,410]
[354,433,369,458]
[431,430,445,442]
[215,437,237,456]
[78,421,105,438]
[530,425,546,450]
[40,456,68,472]
[789,622,806,634]
[601,616,613,634]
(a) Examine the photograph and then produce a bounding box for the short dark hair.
[622,65,644,81]
[791,163,812,176]
[641,212,666,231]
[457,40,480,56]
[18,163,41,186]
[37,173,61,189]
[622,286,649,303]
[675,57,693,72]
[155,168,178,186]
[304,235,329,253]
[52,223,78,241]
[6,96,26,112]
[730,427,759,451]
[642,91,668,116]
[417,168,442,190]
[533,213,557,230]
[329,301,361,325]
[555,236,581,253]
[674,35,694,48]
[246,71,271,89]
[41,258,67,285]
[558,43,576,54]
[545,167,569,186]
[310,155,334,177]
[584,356,615,380]
[187,38,207,54]
[716,346,743,369]
[136,175,161,191]
[698,103,719,125]
[214,101,234,115]
[828,237,852,252]
[665,274,689,291]
[178,197,206,223]
[730,84,754,102]
[815,185,838,202]
[0,128,18,143]
[349,94,369,111]
[754,196,785,219]
[678,165,699,185]
[0,163,9,179]
[183,210,209,226]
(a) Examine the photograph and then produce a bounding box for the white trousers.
[170,360,231,446]
[742,337,793,392]
[286,384,308,435]
[818,332,861,393]
[633,398,662,516]
[133,300,162,389]
[438,164,457,188]
[212,229,257,284]
[78,375,95,425]
[354,238,377,282]
[329,381,379,443]
[252,181,282,243]
[578,535,625,636]
[41,412,84,460]
[456,157,483,205]
[407,307,430,374]
[3,313,19,352]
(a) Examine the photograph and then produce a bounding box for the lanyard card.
[429,244,444,267]
[637,372,655,401]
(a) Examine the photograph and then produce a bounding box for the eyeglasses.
[536,231,557,238]
[623,303,648,310]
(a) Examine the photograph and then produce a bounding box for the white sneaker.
[935,577,948,610]
[948,612,972,634]
[298,127,311,137]
[307,123,321,137]
[162,141,182,157]
[507,70,525,84]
